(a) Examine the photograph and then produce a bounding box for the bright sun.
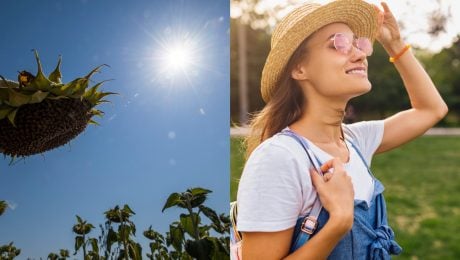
[148,26,212,88]
[163,44,193,70]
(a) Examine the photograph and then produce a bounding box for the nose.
[350,45,367,63]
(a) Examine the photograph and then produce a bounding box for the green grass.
[230,136,460,259]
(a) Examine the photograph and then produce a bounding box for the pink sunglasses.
[331,33,373,56]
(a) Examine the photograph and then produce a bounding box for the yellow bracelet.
[389,44,411,63]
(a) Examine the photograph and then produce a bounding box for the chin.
[348,81,372,98]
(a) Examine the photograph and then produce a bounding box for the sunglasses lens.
[334,34,351,54]
[357,37,373,56]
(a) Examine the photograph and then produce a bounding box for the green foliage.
[230,18,270,124]
[0,242,21,260]
[0,201,7,216]
[162,187,230,259]
[102,204,140,260]
[143,226,169,259]
[0,188,229,259]
[47,249,69,260]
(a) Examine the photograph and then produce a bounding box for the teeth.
[346,69,366,75]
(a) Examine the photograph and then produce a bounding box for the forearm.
[284,214,351,260]
[385,41,448,117]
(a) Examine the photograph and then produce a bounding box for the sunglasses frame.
[331,33,373,56]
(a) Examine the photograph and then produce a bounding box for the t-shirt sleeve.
[236,140,306,232]
[344,120,385,165]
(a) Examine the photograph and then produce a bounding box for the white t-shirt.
[236,120,385,232]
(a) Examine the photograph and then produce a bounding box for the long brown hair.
[245,38,310,158]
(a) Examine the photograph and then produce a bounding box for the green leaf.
[199,205,220,226]
[48,55,62,84]
[0,107,13,120]
[122,204,135,215]
[185,238,213,260]
[89,238,99,253]
[7,108,18,126]
[0,87,9,100]
[119,225,131,241]
[162,192,182,212]
[169,224,184,252]
[199,225,211,238]
[60,249,70,257]
[84,64,110,80]
[86,91,117,105]
[48,253,58,260]
[29,90,49,104]
[30,49,53,91]
[189,187,212,196]
[48,83,67,96]
[0,76,19,89]
[83,79,112,99]
[180,213,201,240]
[190,194,207,208]
[128,242,142,260]
[0,200,8,216]
[76,215,83,223]
[88,119,100,126]
[186,188,212,208]
[62,78,89,97]
[106,228,118,252]
[7,89,31,107]
[207,237,229,259]
[75,236,84,253]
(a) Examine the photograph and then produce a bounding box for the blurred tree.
[230,18,270,124]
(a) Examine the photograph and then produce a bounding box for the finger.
[309,168,324,188]
[323,172,333,182]
[381,2,390,13]
[320,158,344,173]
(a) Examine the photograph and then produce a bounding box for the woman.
[236,0,448,259]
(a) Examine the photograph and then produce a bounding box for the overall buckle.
[301,216,318,234]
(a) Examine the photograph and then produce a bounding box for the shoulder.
[242,134,308,187]
[237,133,315,232]
[248,133,307,165]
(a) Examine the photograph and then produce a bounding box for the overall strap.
[279,129,323,251]
[346,137,376,178]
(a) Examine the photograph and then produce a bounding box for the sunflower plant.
[0,50,116,158]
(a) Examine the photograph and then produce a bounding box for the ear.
[291,63,309,81]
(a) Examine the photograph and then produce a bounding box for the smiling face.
[291,23,372,101]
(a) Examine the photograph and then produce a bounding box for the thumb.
[309,168,324,188]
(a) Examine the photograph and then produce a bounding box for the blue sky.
[0,0,229,258]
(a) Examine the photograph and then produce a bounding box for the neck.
[290,95,347,144]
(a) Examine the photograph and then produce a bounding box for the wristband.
[389,44,411,63]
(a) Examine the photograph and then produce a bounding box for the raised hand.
[375,2,405,55]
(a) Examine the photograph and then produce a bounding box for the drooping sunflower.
[0,50,116,158]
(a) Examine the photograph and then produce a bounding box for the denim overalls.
[282,129,402,259]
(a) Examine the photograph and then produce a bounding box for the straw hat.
[261,0,379,103]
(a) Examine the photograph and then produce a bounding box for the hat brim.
[261,0,379,103]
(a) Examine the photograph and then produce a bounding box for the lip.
[345,66,366,73]
[345,66,367,77]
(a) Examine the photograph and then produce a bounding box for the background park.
[230,0,460,259]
